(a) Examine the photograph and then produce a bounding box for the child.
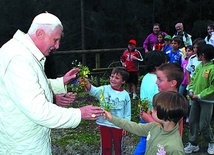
[186,38,205,84]
[179,45,194,123]
[166,37,184,65]
[121,39,143,99]
[153,32,165,51]
[184,44,214,154]
[179,45,194,96]
[141,63,184,136]
[163,35,172,54]
[157,63,185,136]
[85,66,131,155]
[103,91,188,155]
[133,50,166,155]
[204,22,214,46]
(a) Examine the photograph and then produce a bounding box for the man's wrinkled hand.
[54,92,77,107]
[80,105,104,120]
[63,68,80,85]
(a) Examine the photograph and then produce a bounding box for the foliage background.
[0,0,213,49]
[0,0,213,77]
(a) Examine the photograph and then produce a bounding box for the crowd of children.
[81,21,214,155]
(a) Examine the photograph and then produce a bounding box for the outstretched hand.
[54,92,77,107]
[140,110,154,123]
[80,105,104,120]
[102,110,112,121]
[63,68,80,85]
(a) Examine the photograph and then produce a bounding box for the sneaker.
[186,117,189,123]
[184,142,199,153]
[208,143,214,154]
[133,93,138,100]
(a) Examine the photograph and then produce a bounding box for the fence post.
[95,53,100,68]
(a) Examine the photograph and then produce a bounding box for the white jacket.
[0,30,81,154]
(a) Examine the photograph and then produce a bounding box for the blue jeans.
[133,119,146,155]
[178,84,187,96]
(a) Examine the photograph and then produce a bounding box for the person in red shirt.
[121,39,143,99]
[153,32,165,51]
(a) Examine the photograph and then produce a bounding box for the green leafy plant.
[69,61,90,93]
[99,89,114,112]
[138,98,152,114]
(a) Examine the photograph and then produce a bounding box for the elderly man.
[173,22,192,47]
[0,12,103,154]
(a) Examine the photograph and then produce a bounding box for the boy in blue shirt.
[166,37,184,65]
[84,67,131,155]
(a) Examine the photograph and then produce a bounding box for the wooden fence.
[46,47,145,85]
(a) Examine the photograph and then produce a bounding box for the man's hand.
[54,92,77,107]
[63,68,80,85]
[80,105,103,120]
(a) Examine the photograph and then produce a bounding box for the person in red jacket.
[121,39,143,99]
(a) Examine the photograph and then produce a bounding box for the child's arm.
[186,70,191,84]
[103,110,151,136]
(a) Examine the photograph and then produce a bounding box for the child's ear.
[122,81,126,85]
[171,80,177,88]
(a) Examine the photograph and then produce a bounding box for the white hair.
[28,12,63,35]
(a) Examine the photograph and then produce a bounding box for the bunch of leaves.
[186,95,191,100]
[77,65,90,78]
[69,62,90,93]
[99,89,114,112]
[138,98,152,114]
[131,99,141,122]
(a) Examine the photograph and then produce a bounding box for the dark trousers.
[188,100,214,145]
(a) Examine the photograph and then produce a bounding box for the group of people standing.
[120,22,214,154]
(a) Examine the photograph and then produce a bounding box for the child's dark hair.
[197,44,214,61]
[192,38,205,46]
[157,63,183,89]
[152,91,188,123]
[111,67,129,82]
[207,22,214,42]
[172,37,182,46]
[185,45,193,51]
[144,50,166,73]
[157,32,165,43]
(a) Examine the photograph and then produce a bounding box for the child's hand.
[103,110,112,121]
[188,92,195,100]
[192,94,199,100]
[78,77,91,90]
[131,55,137,60]
[122,129,128,137]
[122,62,126,67]
[140,110,154,123]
